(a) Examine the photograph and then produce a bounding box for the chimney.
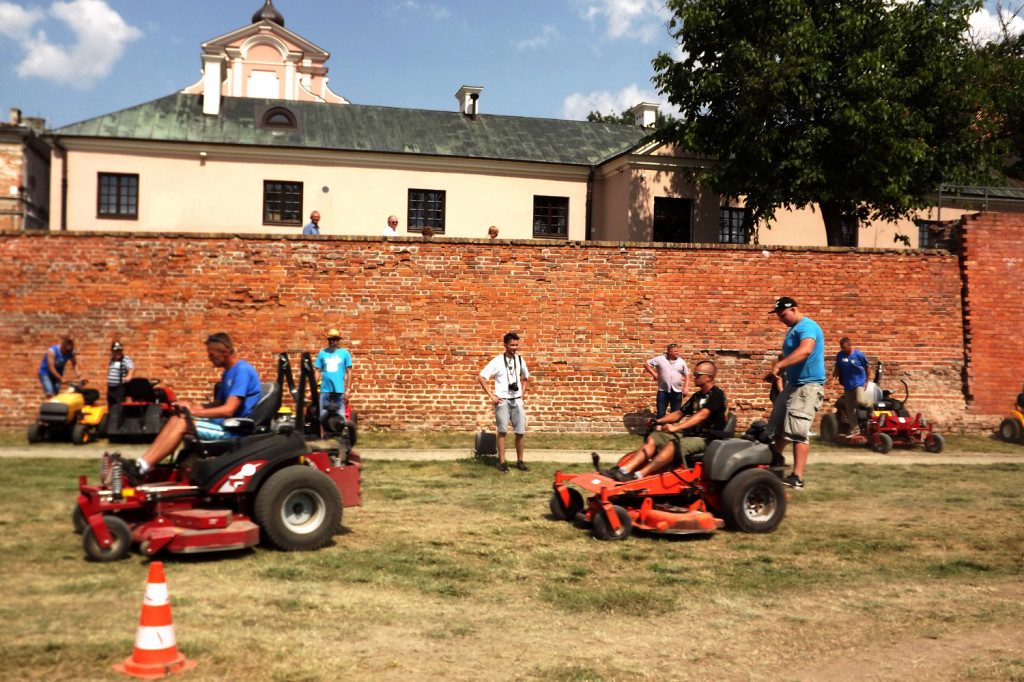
[202,54,226,116]
[455,85,483,120]
[628,102,659,128]
[9,107,21,125]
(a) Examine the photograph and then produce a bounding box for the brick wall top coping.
[0,230,950,255]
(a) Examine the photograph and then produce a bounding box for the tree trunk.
[820,200,857,247]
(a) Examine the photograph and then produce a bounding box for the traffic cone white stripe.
[134,625,177,650]
[143,583,169,605]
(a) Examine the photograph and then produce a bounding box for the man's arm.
[643,359,659,381]
[124,359,135,384]
[191,395,241,419]
[649,407,684,429]
[344,367,355,400]
[681,366,691,395]
[477,373,500,405]
[770,338,816,376]
[665,407,711,434]
[46,349,60,380]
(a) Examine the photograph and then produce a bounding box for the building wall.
[48,143,590,240]
[0,138,22,231]
[1,231,982,434]
[960,212,1024,415]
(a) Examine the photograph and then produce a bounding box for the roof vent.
[628,102,659,128]
[455,85,483,120]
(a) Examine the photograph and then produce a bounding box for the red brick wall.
[1,232,973,433]
[960,212,1024,416]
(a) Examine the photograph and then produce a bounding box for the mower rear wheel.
[721,468,787,534]
[873,433,893,454]
[549,488,583,521]
[925,433,945,453]
[999,418,1022,443]
[592,504,632,541]
[72,423,91,445]
[819,413,838,443]
[82,515,132,562]
[26,422,42,444]
[254,466,342,551]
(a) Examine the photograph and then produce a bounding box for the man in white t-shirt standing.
[644,343,691,418]
[478,332,531,472]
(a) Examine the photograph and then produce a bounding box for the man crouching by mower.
[606,361,727,482]
[121,333,261,484]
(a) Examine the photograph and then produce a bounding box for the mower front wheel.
[549,488,583,521]
[873,433,893,454]
[72,505,86,534]
[26,422,43,444]
[82,515,132,562]
[254,466,343,551]
[592,504,632,541]
[819,412,838,443]
[72,423,91,445]
[721,468,787,534]
[925,433,945,453]
[999,418,1022,443]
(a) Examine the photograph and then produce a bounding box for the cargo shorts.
[767,383,825,444]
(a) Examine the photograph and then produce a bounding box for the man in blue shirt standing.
[122,332,261,484]
[764,297,826,489]
[315,328,354,430]
[302,211,321,235]
[829,337,872,435]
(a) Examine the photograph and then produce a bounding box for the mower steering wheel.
[175,404,201,439]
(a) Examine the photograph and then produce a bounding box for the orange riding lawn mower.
[818,362,944,454]
[551,415,789,541]
[997,390,1024,444]
[74,352,361,562]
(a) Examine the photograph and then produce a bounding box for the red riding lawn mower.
[550,416,788,541]
[74,353,361,562]
[818,362,944,454]
[103,378,178,442]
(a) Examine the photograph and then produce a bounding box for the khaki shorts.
[768,383,825,444]
[649,431,707,465]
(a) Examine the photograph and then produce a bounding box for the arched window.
[261,107,296,129]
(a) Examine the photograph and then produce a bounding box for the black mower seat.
[182,382,282,459]
[124,378,157,403]
[684,413,736,466]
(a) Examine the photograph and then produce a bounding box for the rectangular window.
[652,197,693,242]
[719,206,748,244]
[263,180,303,225]
[838,220,858,247]
[917,220,938,248]
[97,173,139,219]
[407,189,446,233]
[533,196,569,239]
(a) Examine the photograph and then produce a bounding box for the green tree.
[587,109,677,128]
[652,0,1001,245]
[976,29,1024,180]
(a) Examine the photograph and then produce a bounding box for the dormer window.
[261,107,296,129]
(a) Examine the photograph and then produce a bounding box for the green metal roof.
[52,93,645,166]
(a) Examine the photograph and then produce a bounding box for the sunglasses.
[328,337,341,341]
[693,372,712,378]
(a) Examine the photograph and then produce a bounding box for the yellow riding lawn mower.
[997,392,1024,444]
[27,382,107,445]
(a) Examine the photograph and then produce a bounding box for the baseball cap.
[325,328,341,338]
[770,297,798,314]
[111,341,123,351]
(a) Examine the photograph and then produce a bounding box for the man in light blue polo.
[764,297,825,489]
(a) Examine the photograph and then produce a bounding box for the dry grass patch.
[0,456,1022,680]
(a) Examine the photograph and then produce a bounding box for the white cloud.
[576,0,671,42]
[562,83,677,120]
[389,0,451,21]
[3,0,142,89]
[0,2,44,39]
[514,25,561,50]
[968,6,1024,43]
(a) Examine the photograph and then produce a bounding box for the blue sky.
[1,0,1020,129]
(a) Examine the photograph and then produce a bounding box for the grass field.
[1,454,1023,681]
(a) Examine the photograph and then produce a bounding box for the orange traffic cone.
[113,561,197,679]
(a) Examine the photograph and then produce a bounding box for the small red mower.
[551,423,787,541]
[74,352,361,561]
[103,378,178,441]
[819,362,944,454]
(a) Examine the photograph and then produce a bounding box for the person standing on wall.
[478,332,531,473]
[764,297,826,490]
[303,211,321,235]
[106,341,135,406]
[643,343,691,418]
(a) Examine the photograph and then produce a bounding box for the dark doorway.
[653,197,693,242]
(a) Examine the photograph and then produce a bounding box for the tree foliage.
[652,0,1003,245]
[587,108,678,128]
